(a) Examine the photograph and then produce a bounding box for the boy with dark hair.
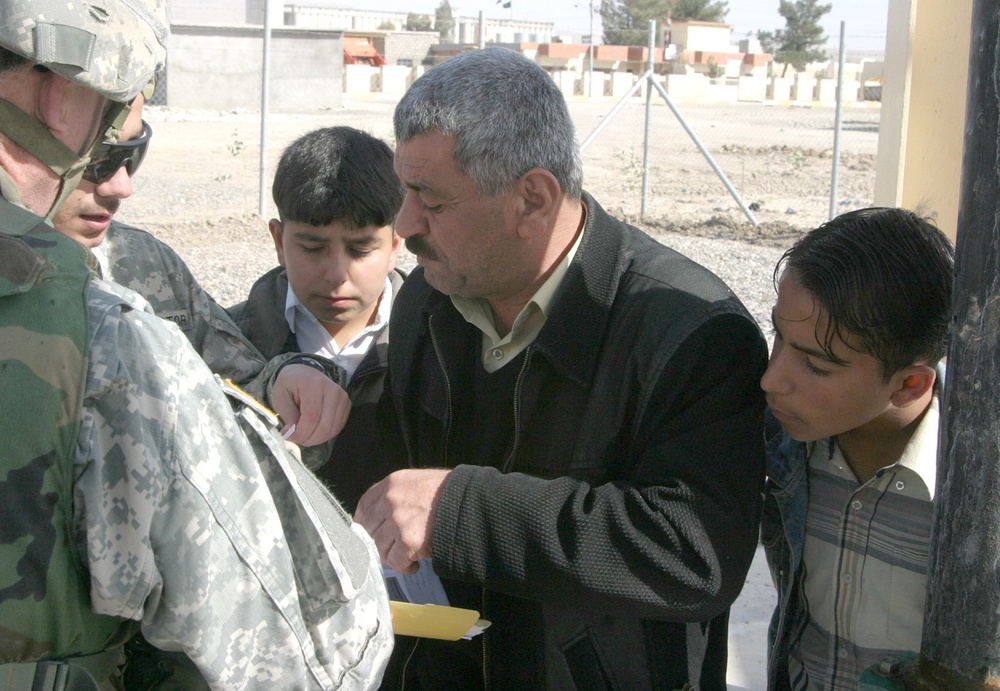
[761,207,955,690]
[231,126,405,511]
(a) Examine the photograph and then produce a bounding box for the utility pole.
[574,1,597,98]
[258,0,272,218]
[903,0,1000,687]
[861,2,1000,688]
[588,0,594,97]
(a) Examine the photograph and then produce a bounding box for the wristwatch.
[281,353,349,388]
[284,354,329,374]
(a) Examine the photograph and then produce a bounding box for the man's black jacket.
[378,193,767,690]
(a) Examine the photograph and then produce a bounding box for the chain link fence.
[571,94,879,240]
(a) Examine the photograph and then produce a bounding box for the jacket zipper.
[484,349,532,688]
[424,322,533,690]
[500,350,531,473]
[398,315,453,690]
[428,314,453,464]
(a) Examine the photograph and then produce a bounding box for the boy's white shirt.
[284,275,393,384]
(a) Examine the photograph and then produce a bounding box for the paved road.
[728,545,775,690]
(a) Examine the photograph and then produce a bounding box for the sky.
[329,0,891,53]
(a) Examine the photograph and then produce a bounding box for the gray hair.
[394,47,583,199]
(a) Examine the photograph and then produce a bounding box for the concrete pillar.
[874,0,973,240]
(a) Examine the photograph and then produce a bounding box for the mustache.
[84,198,120,217]
[405,236,439,261]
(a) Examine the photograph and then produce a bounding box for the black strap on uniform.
[0,660,98,691]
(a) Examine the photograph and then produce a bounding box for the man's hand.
[355,468,451,574]
[270,364,351,446]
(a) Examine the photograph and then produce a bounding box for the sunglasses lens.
[83,151,129,184]
[82,121,152,184]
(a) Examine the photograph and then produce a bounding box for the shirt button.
[843,573,853,583]
[839,648,849,658]
[852,500,862,511]
[896,480,906,491]
[492,348,504,360]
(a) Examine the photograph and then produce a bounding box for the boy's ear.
[268,218,286,267]
[512,168,561,239]
[890,364,937,408]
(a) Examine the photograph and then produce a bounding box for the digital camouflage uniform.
[0,197,394,689]
[98,220,266,385]
[95,220,344,430]
[0,2,393,688]
[0,205,127,687]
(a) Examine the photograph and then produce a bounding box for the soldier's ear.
[35,69,66,133]
[37,70,99,156]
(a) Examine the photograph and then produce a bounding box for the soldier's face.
[11,72,108,215]
[58,78,111,156]
[51,97,145,248]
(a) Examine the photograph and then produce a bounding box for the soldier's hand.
[271,364,351,446]
[355,468,451,574]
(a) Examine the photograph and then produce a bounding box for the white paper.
[383,558,450,606]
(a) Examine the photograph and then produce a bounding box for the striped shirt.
[789,397,938,690]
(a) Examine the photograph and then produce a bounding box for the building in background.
[160,1,880,110]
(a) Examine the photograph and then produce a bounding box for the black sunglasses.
[83,120,153,184]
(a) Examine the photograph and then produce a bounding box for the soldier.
[50,88,271,387]
[49,85,352,447]
[0,2,392,689]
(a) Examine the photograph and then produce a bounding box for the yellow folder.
[389,601,489,641]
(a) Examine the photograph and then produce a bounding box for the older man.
[356,47,767,690]
[0,2,390,689]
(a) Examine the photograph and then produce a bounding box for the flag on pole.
[496,0,511,6]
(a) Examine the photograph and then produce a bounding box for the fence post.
[829,21,846,220]
[258,0,272,218]
[640,20,655,218]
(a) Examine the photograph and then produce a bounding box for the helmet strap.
[0,97,130,218]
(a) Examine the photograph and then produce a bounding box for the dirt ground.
[118,96,880,257]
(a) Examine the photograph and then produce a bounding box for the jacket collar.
[238,265,295,359]
[527,192,628,388]
[0,196,51,238]
[419,192,628,389]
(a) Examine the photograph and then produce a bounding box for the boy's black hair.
[775,207,955,381]
[272,126,403,229]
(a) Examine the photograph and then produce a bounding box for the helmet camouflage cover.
[0,0,167,102]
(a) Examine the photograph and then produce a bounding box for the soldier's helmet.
[0,0,168,102]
